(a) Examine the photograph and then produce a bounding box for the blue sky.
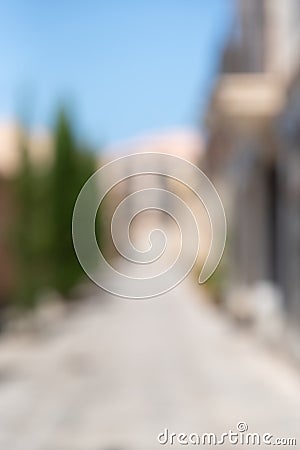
[0,0,234,146]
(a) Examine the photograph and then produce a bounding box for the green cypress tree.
[13,139,38,309]
[12,109,99,309]
[51,108,98,297]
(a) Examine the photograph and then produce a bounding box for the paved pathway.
[0,277,299,450]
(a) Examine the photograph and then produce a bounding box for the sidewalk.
[0,276,299,450]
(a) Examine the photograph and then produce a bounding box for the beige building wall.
[265,0,300,80]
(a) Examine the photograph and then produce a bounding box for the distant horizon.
[0,117,202,153]
[0,0,234,147]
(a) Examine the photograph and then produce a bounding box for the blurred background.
[0,1,300,449]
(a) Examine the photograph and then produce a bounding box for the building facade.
[205,0,300,327]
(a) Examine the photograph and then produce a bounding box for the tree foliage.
[13,108,98,308]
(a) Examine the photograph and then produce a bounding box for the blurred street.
[0,273,299,450]
[1,2,300,447]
